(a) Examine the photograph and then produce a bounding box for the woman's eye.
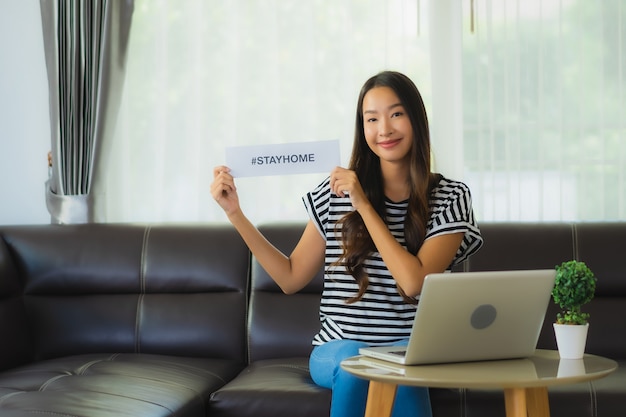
[367,117,377,123]
[392,111,403,118]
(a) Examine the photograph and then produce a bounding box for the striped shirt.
[303,175,483,346]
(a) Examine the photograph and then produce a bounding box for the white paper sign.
[225,140,340,178]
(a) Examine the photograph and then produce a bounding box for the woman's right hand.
[210,166,241,217]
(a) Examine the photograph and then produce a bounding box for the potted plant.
[551,260,597,359]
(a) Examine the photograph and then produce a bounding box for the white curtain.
[40,0,133,223]
[97,0,625,224]
[462,0,625,221]
[96,0,430,224]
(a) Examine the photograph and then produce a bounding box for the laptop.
[359,269,556,365]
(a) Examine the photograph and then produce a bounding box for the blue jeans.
[309,339,432,417]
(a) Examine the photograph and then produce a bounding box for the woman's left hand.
[329,167,370,211]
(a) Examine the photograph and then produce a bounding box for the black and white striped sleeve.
[426,179,483,265]
[302,177,331,239]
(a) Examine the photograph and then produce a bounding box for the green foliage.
[552,260,597,325]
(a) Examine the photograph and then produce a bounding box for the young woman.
[210,70,483,417]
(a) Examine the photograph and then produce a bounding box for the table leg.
[504,388,527,417]
[526,387,550,417]
[504,387,551,417]
[364,380,398,417]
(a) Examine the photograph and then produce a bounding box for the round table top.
[341,349,618,389]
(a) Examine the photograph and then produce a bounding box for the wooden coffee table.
[341,349,617,417]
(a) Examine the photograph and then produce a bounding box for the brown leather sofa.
[0,222,624,417]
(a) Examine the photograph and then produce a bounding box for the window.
[100,0,429,223]
[463,0,625,221]
[99,0,625,223]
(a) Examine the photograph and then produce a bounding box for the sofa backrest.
[0,230,32,371]
[2,222,624,366]
[0,224,250,364]
[574,223,626,359]
[455,222,626,360]
[248,222,626,362]
[247,223,324,362]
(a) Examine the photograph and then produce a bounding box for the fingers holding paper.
[210,166,241,215]
[330,167,369,210]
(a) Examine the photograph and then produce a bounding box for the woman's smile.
[377,138,403,149]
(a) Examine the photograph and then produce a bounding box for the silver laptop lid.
[403,269,556,364]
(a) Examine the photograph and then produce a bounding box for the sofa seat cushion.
[209,357,331,417]
[0,353,244,417]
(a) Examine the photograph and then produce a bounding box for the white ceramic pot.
[553,322,590,359]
